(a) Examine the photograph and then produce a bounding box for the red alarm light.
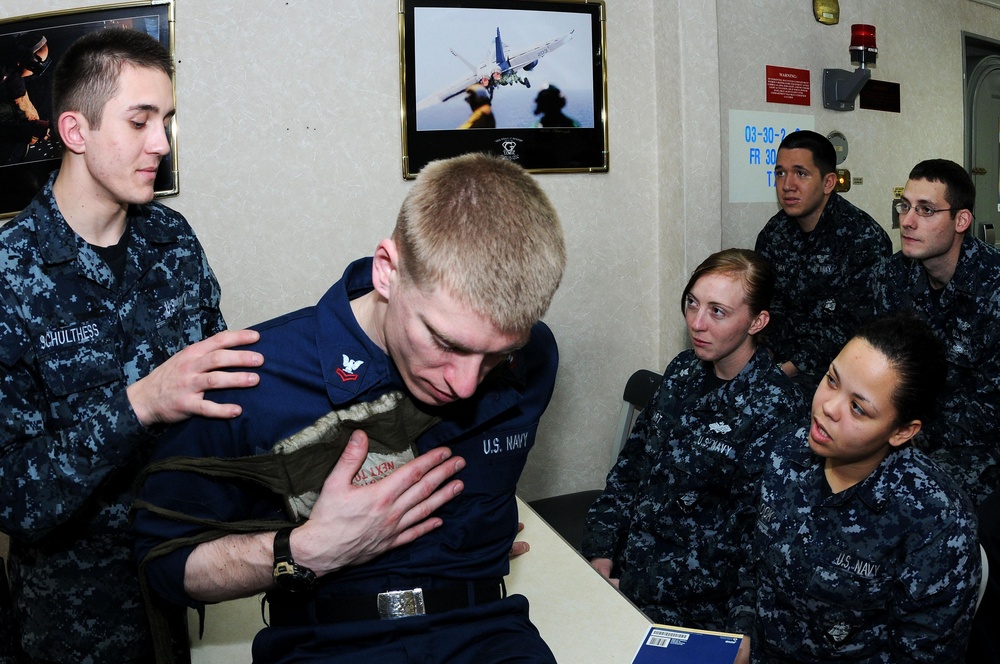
[849,24,877,69]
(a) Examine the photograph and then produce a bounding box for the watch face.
[273,561,316,592]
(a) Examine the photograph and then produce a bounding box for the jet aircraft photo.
[415,27,574,111]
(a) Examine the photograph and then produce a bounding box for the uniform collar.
[945,233,992,297]
[316,258,399,401]
[32,171,182,267]
[32,172,80,266]
[902,233,986,305]
[790,441,903,512]
[315,258,528,417]
[129,204,183,245]
[858,446,912,512]
[810,191,843,235]
[692,344,773,410]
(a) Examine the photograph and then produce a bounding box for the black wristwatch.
[272,526,316,592]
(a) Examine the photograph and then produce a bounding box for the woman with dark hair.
[582,248,805,630]
[732,313,981,662]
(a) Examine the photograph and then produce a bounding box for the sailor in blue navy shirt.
[133,153,567,664]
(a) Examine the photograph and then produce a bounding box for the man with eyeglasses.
[755,130,891,397]
[875,158,1000,509]
[873,158,1000,662]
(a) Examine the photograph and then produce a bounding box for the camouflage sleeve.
[727,475,763,636]
[791,221,890,379]
[729,385,806,547]
[922,305,1000,481]
[754,228,791,363]
[724,397,804,636]
[868,255,895,318]
[196,238,226,336]
[728,554,757,636]
[890,503,979,661]
[0,288,150,541]
[838,220,891,331]
[581,370,672,563]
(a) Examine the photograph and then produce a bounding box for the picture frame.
[398,0,608,179]
[0,1,175,219]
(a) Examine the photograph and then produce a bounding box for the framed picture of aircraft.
[0,1,175,218]
[399,0,608,178]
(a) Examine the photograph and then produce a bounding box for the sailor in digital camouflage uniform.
[730,315,980,663]
[582,249,805,631]
[755,130,891,398]
[869,159,1000,662]
[871,159,1000,510]
[0,29,263,662]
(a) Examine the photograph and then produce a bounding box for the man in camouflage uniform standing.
[0,28,465,663]
[0,29,267,662]
[756,130,891,397]
[871,159,1000,661]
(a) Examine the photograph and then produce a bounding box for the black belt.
[267,579,506,625]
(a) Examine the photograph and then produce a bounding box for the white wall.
[0,0,698,501]
[719,0,1000,252]
[2,0,999,504]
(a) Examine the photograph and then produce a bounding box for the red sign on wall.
[766,65,811,106]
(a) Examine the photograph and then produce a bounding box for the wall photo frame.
[0,1,175,219]
[399,0,608,179]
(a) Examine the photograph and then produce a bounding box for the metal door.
[968,54,1000,245]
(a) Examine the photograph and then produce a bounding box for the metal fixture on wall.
[813,0,839,25]
[823,24,877,111]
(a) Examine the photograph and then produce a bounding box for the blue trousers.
[252,594,555,664]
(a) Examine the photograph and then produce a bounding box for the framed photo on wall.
[0,1,175,218]
[399,0,608,179]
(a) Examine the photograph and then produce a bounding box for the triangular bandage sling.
[131,391,440,664]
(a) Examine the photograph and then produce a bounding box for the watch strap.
[272,526,316,591]
[274,526,295,564]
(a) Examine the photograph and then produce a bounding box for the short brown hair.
[394,154,566,333]
[681,248,775,317]
[53,27,172,129]
[907,159,975,220]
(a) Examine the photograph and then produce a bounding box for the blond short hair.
[394,154,566,333]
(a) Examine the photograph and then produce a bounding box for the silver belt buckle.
[377,587,426,619]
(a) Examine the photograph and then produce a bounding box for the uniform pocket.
[37,321,119,397]
[131,273,205,361]
[800,559,887,654]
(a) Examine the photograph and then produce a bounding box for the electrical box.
[834,169,851,193]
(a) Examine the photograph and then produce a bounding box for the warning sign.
[766,65,811,106]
